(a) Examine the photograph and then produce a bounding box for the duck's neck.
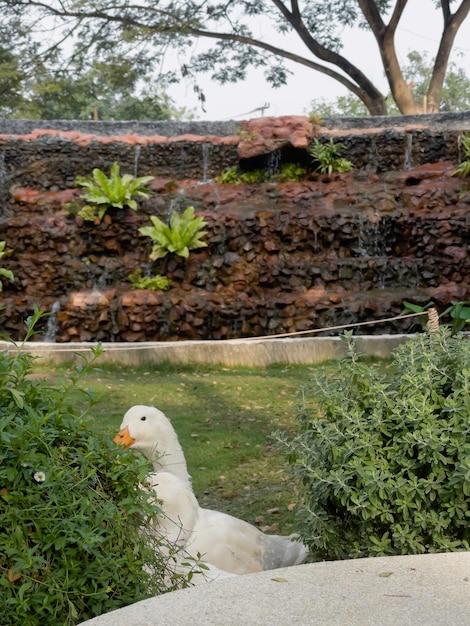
[144,436,191,486]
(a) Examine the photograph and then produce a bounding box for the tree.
[2,1,470,116]
[14,59,191,121]
[310,50,470,116]
[0,19,39,117]
[0,16,190,120]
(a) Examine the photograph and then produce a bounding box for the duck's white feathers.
[193,508,307,574]
[144,471,198,547]
[119,405,309,575]
[144,472,236,584]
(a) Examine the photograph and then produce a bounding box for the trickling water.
[134,145,141,177]
[369,137,380,171]
[355,216,395,288]
[201,143,210,182]
[404,133,413,170]
[457,133,463,164]
[43,301,61,342]
[94,259,117,290]
[266,149,282,179]
[165,193,188,222]
[0,150,5,207]
[109,307,119,342]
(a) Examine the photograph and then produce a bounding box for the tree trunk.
[427,1,470,112]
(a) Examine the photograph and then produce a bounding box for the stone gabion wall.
[0,115,469,342]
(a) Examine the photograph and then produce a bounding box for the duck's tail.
[263,532,309,569]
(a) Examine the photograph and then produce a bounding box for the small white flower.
[33,471,46,483]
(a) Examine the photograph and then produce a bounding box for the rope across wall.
[2,310,435,354]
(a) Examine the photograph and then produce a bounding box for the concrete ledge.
[79,552,470,625]
[0,335,412,367]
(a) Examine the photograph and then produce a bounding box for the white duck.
[143,471,236,585]
[115,405,309,575]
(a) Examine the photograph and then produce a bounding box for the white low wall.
[0,334,411,367]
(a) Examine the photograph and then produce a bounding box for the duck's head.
[114,405,191,484]
[114,405,170,454]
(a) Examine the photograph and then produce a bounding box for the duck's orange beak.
[114,426,136,448]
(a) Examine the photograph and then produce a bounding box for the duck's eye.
[140,416,147,421]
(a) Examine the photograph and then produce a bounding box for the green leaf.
[139,206,208,260]
[74,162,154,220]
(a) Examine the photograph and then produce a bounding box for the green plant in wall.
[217,164,306,184]
[273,329,470,561]
[75,162,154,221]
[239,169,267,184]
[0,241,14,291]
[216,166,241,184]
[139,206,208,260]
[275,163,307,182]
[309,138,353,174]
[308,113,324,127]
[129,268,173,291]
[452,133,470,178]
[402,300,470,335]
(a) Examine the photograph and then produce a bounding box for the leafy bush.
[0,241,14,291]
[273,330,470,560]
[0,309,179,625]
[129,269,173,291]
[75,162,154,222]
[139,206,208,260]
[452,133,470,178]
[309,138,353,174]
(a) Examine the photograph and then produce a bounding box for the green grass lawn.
[30,358,323,534]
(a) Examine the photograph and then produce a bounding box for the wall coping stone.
[1,111,470,139]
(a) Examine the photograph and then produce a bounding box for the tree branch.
[267,0,385,102]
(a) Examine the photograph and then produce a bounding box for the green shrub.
[0,309,180,625]
[239,169,267,184]
[309,138,353,174]
[139,206,208,260]
[308,113,324,127]
[275,163,307,182]
[0,241,14,291]
[129,269,173,291]
[75,162,154,222]
[273,330,470,560]
[452,133,470,178]
[217,164,306,184]
[216,166,241,184]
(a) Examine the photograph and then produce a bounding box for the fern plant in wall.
[452,133,470,178]
[309,138,353,174]
[0,241,14,291]
[75,162,154,222]
[139,206,208,260]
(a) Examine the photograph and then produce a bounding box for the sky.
[164,4,470,121]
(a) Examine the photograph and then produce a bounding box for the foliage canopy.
[2,1,470,116]
[0,23,191,120]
